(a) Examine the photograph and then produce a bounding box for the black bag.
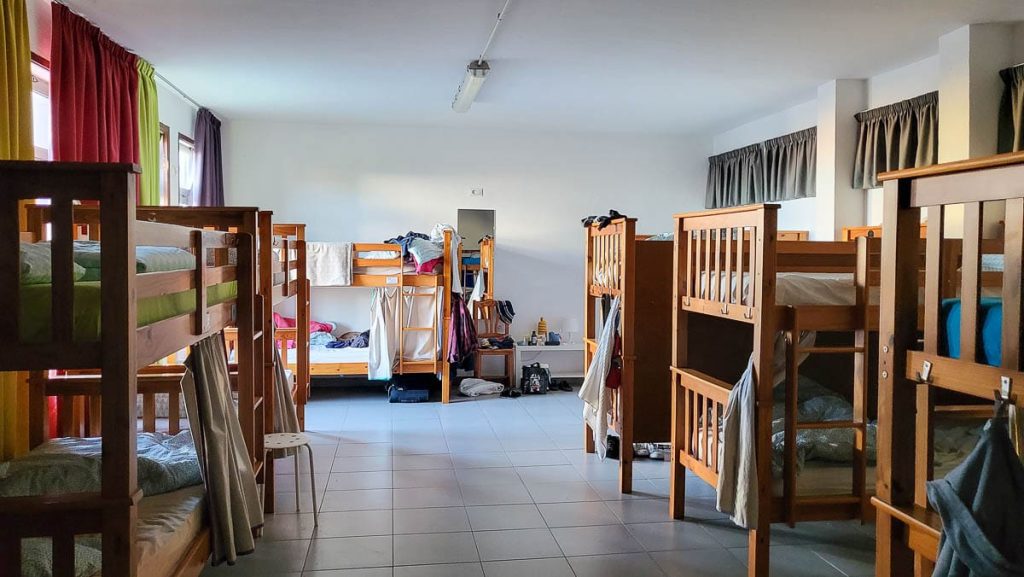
[520,362,551,394]
[388,384,429,403]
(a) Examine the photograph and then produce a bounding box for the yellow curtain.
[137,58,161,205]
[0,0,32,161]
[1,0,32,461]
[0,372,28,460]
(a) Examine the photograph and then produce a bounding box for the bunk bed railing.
[874,151,1024,577]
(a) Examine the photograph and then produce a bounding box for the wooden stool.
[265,432,319,526]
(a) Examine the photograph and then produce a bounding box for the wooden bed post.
[670,215,688,518]
[296,226,310,428]
[583,225,596,454]
[618,219,636,494]
[99,171,139,577]
[876,177,919,577]
[441,229,453,403]
[748,205,777,577]
[258,212,276,513]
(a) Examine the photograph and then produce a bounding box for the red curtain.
[51,3,139,164]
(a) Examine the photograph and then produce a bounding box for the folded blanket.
[72,240,196,281]
[307,241,353,286]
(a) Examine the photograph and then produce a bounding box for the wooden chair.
[473,299,516,386]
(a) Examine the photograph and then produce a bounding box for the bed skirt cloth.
[578,295,621,459]
[181,335,264,565]
[307,241,353,286]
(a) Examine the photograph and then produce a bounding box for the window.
[159,124,171,205]
[178,134,196,206]
[31,60,51,161]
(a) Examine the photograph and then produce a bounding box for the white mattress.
[700,271,866,307]
[288,345,368,366]
[135,485,206,577]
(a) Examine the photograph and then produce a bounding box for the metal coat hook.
[995,376,1016,419]
[916,360,933,384]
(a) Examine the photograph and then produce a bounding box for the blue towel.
[941,298,1002,367]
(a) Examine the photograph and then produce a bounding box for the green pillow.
[20,242,86,285]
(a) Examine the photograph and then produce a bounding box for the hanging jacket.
[927,419,1024,577]
[447,295,478,364]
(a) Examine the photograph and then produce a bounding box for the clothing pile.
[327,330,369,349]
[581,209,628,229]
[479,336,514,349]
[383,224,460,276]
[273,313,336,349]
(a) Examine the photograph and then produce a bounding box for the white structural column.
[814,79,867,240]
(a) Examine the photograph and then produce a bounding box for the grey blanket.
[927,419,1024,576]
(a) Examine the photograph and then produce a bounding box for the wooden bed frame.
[582,218,673,493]
[0,161,256,577]
[872,152,1024,577]
[266,222,310,431]
[668,207,873,576]
[581,222,814,494]
[306,233,456,402]
[462,236,494,299]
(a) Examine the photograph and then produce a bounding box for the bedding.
[72,241,196,281]
[20,242,86,284]
[20,484,206,577]
[18,281,237,343]
[942,297,1002,367]
[0,431,203,498]
[288,344,369,367]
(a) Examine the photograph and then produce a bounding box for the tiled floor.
[202,386,875,577]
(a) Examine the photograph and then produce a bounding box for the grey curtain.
[705,127,816,209]
[852,91,938,189]
[181,334,263,566]
[705,143,763,209]
[194,107,225,207]
[762,127,816,202]
[272,346,301,459]
[998,64,1024,153]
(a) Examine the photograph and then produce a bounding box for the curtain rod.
[154,72,204,111]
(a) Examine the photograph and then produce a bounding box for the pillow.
[20,242,86,285]
[73,241,196,281]
[406,237,444,267]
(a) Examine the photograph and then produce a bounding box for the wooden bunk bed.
[581,221,813,494]
[266,222,310,430]
[0,161,259,577]
[667,206,875,576]
[872,152,1024,577]
[305,232,456,402]
[462,236,494,299]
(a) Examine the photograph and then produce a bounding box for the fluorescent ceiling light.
[452,60,489,113]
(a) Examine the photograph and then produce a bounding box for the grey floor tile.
[457,467,522,486]
[814,544,876,577]
[551,525,644,557]
[303,570,393,577]
[651,548,748,577]
[567,552,667,577]
[337,443,393,457]
[327,471,393,491]
[203,539,309,575]
[262,513,317,541]
[538,501,620,527]
[526,481,603,503]
[605,498,674,524]
[392,454,454,470]
[332,456,394,473]
[473,528,565,561]
[305,536,393,571]
[506,450,570,467]
[320,489,393,512]
[459,482,534,506]
[588,479,660,500]
[515,465,585,484]
[392,532,480,566]
[482,557,575,577]
[393,486,464,509]
[451,452,513,469]
[393,563,484,577]
[626,521,723,552]
[392,468,458,489]
[314,510,393,538]
[466,504,546,531]
[393,507,471,534]
[728,545,848,576]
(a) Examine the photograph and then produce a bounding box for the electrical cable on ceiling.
[477,0,512,64]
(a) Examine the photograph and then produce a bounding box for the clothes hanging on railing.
[717,356,759,529]
[447,294,478,364]
[271,347,301,459]
[926,419,1024,576]
[368,287,399,381]
[579,295,621,460]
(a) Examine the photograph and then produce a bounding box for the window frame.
[159,123,171,205]
[177,133,196,206]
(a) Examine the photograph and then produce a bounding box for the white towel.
[307,242,353,286]
[578,295,620,460]
[717,356,759,528]
[431,223,463,293]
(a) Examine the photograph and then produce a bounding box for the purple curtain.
[194,107,224,207]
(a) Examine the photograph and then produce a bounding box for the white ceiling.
[57,0,1024,135]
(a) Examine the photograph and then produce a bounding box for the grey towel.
[927,419,1024,576]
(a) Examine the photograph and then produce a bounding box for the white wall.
[224,121,709,338]
[712,100,818,234]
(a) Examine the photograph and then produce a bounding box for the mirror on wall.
[458,209,495,244]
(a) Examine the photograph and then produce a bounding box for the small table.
[514,343,586,383]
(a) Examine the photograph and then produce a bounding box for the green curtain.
[137,58,160,205]
[998,64,1024,153]
[0,0,32,161]
[852,92,938,188]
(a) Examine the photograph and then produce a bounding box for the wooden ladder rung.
[794,420,862,430]
[403,327,435,332]
[794,346,864,354]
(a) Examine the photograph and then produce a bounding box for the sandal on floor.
[557,381,573,392]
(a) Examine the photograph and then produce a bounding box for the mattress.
[134,485,206,577]
[18,281,237,343]
[771,457,960,497]
[698,271,867,307]
[289,344,369,366]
